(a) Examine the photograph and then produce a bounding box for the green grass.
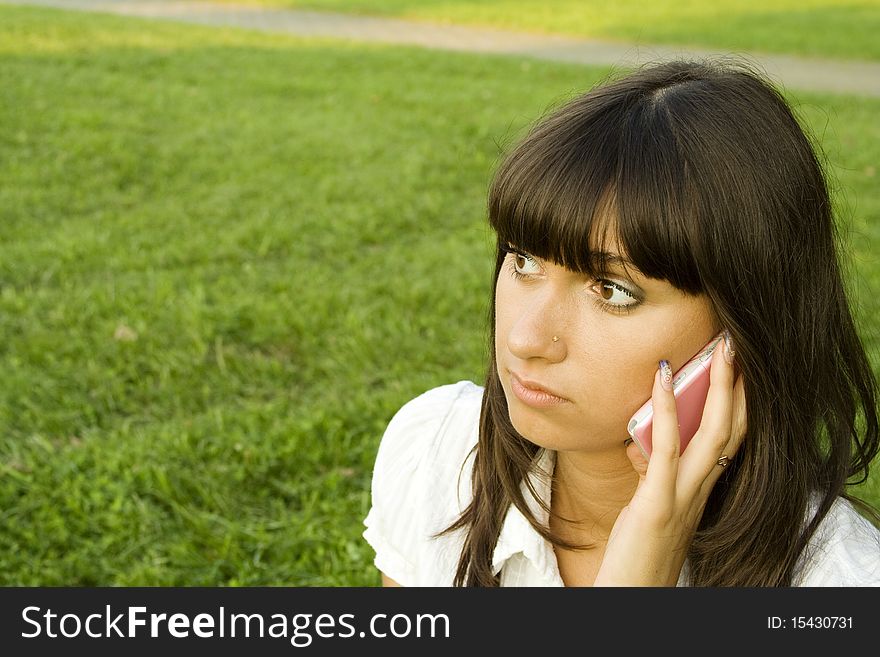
[206,0,880,61]
[1,5,879,586]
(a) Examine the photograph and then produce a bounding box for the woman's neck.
[550,448,639,544]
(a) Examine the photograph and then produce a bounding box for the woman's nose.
[506,287,569,361]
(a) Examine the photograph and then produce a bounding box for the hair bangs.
[488,110,621,281]
[488,84,708,293]
[612,94,707,294]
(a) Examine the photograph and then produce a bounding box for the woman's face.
[495,239,720,453]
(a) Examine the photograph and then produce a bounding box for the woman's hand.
[593,334,747,586]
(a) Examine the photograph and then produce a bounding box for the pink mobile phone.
[626,332,725,458]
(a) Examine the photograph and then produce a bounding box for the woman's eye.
[592,280,638,307]
[503,244,640,314]
[512,252,540,275]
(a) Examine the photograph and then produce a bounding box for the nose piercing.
[552,336,559,342]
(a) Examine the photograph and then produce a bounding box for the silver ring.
[716,455,730,468]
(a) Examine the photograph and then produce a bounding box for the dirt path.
[4,0,880,97]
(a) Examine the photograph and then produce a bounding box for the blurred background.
[1,0,878,585]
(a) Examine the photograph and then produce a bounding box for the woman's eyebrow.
[589,251,642,275]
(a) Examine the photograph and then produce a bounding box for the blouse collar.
[490,448,563,583]
[488,448,691,586]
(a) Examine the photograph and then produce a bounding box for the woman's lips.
[509,371,570,408]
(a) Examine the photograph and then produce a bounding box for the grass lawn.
[1,5,878,586]
[206,0,880,61]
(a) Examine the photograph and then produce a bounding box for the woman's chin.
[507,407,628,454]
[506,408,569,450]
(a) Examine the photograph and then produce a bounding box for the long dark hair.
[437,58,880,586]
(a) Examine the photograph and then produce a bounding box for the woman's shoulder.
[377,379,484,470]
[386,379,483,435]
[362,380,484,585]
[795,496,880,586]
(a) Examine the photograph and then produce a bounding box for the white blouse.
[362,380,880,586]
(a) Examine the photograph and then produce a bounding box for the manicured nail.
[723,329,736,365]
[659,359,673,391]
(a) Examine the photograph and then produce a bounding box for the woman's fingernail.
[723,329,736,365]
[659,359,673,391]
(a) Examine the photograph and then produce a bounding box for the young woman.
[362,59,880,586]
